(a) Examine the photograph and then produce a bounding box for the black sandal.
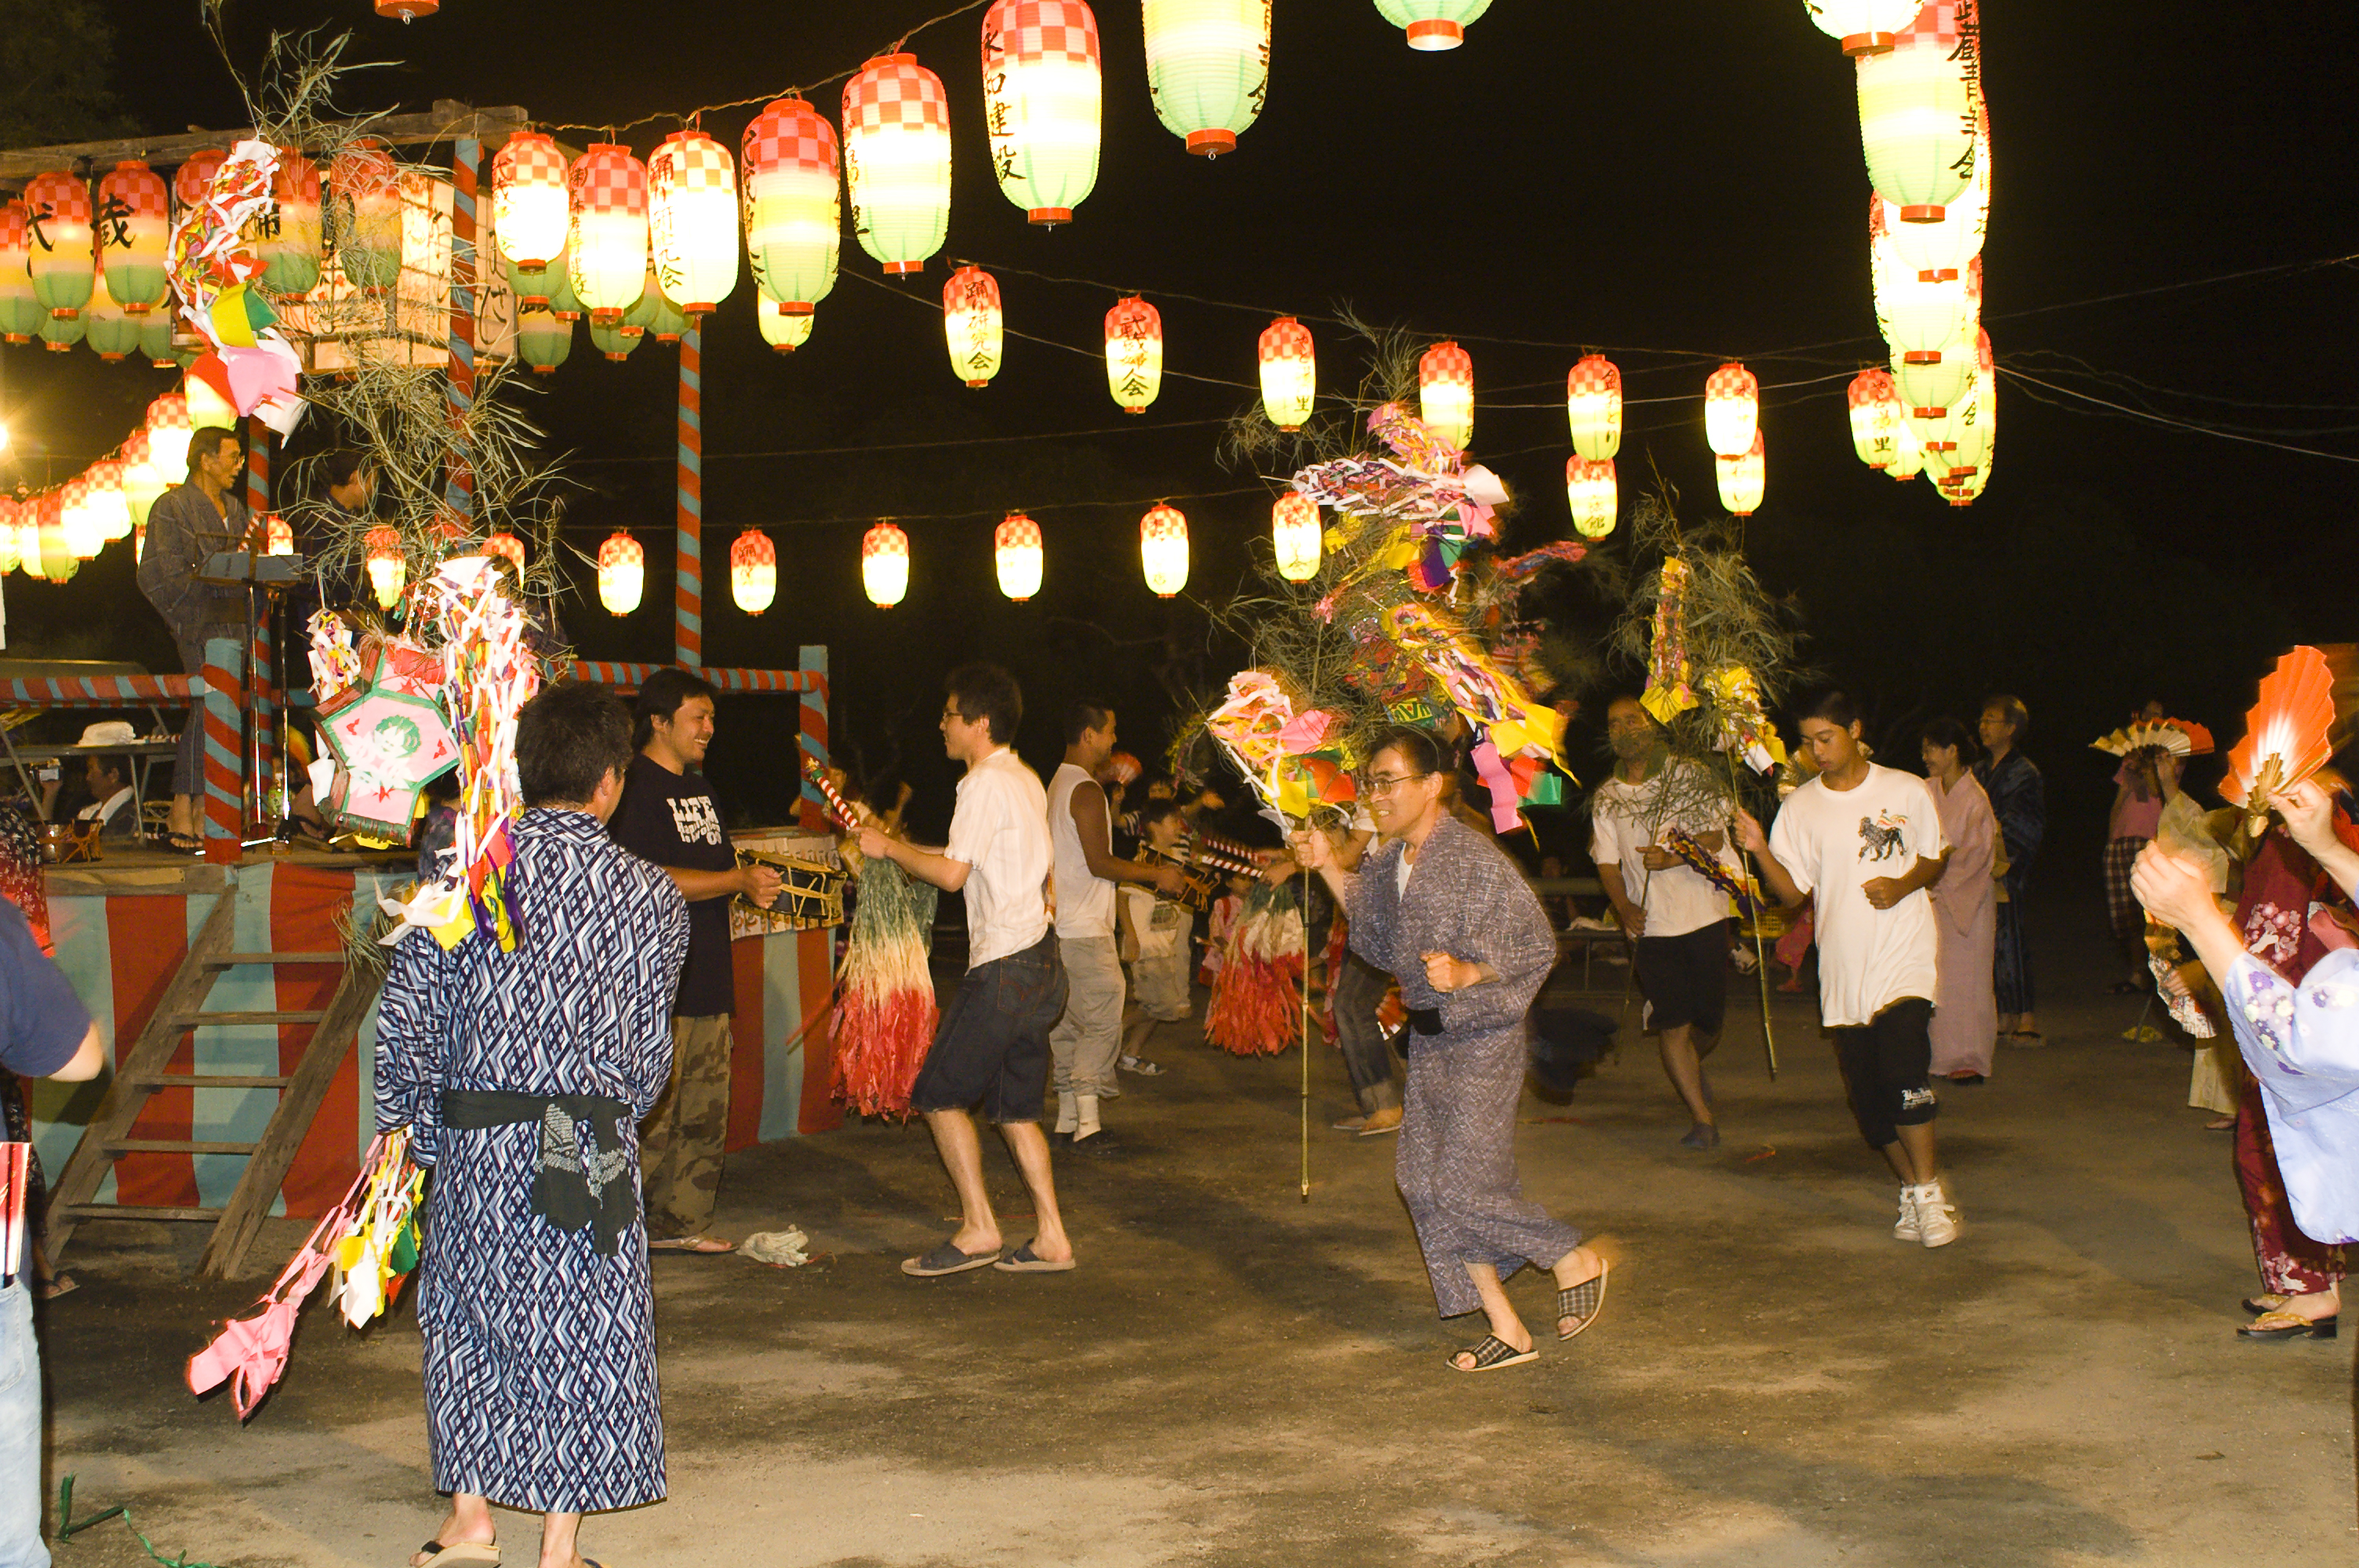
[1557,1259,1610,1340]
[2239,1312,2336,1341]
[1448,1334,1537,1372]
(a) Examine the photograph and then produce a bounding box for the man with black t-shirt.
[609,669,781,1254]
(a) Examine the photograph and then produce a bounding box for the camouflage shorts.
[640,1013,732,1240]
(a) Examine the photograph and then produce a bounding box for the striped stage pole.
[244,417,272,818]
[445,136,479,521]
[200,637,244,864]
[798,644,830,829]
[676,325,702,668]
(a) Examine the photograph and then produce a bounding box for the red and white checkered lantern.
[365,527,405,609]
[1803,0,1919,55]
[1140,504,1188,597]
[1703,362,1759,457]
[260,151,323,296]
[1856,1,1979,223]
[1565,354,1622,461]
[598,531,644,615]
[1845,368,1906,468]
[173,150,228,209]
[995,512,1044,601]
[482,532,525,569]
[145,393,192,482]
[863,521,910,608]
[493,132,570,270]
[22,172,92,320]
[1259,317,1314,431]
[982,0,1103,225]
[650,129,738,317]
[567,144,649,325]
[1419,340,1474,450]
[1716,432,1766,517]
[743,99,840,314]
[732,528,777,614]
[331,139,405,293]
[1272,492,1321,582]
[84,459,130,542]
[1565,456,1617,539]
[0,204,39,342]
[943,266,1004,387]
[1105,296,1162,413]
[94,162,169,314]
[843,54,954,277]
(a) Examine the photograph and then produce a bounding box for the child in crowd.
[1117,800,1195,1073]
[1201,870,1252,989]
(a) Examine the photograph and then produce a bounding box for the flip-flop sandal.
[1557,1259,1610,1340]
[1448,1334,1538,1372]
[992,1243,1077,1273]
[900,1240,1001,1277]
[2239,1312,2337,1341]
[2243,1294,2292,1316]
[412,1541,499,1567]
[648,1236,735,1254]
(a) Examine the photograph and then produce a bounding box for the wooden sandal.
[1448,1334,1537,1373]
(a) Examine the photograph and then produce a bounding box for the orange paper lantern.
[862,521,910,608]
[994,512,1044,601]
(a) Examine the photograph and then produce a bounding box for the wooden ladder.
[43,891,385,1279]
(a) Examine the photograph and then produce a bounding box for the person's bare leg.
[2277,1283,2341,1322]
[169,793,197,839]
[536,1510,582,1568]
[921,1109,1001,1255]
[1550,1244,1606,1335]
[411,1493,495,1565]
[1658,1024,1712,1124]
[996,1120,1074,1264]
[1888,1123,1939,1185]
[1449,1262,1532,1367]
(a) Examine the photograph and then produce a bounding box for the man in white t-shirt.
[1590,696,1738,1150]
[1736,691,1961,1248]
[859,664,1076,1278]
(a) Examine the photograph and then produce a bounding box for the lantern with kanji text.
[843,55,954,276]
[649,129,738,317]
[1272,492,1321,581]
[1105,296,1162,413]
[567,144,649,325]
[0,204,40,342]
[1565,456,1617,539]
[493,132,570,271]
[758,300,814,353]
[1565,354,1621,460]
[742,98,840,314]
[732,528,778,614]
[1855,1,1979,223]
[23,172,92,319]
[1716,432,1765,517]
[94,162,169,313]
[1140,504,1188,597]
[1259,317,1314,431]
[943,266,1004,387]
[1846,368,1906,468]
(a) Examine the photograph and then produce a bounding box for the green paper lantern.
[1142,0,1270,157]
[1372,0,1491,50]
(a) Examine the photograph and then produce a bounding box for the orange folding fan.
[2221,645,2337,829]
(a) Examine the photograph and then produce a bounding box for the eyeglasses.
[1359,770,1433,797]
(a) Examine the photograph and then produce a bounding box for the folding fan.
[2221,646,2337,830]
[2090,719,2216,759]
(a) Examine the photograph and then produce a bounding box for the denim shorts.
[909,932,1068,1123]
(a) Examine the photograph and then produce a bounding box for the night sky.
[11,1,2354,846]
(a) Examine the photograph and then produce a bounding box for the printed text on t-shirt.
[670,795,723,846]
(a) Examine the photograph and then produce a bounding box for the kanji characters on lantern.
[649,129,739,317]
[0,205,41,342]
[743,98,841,313]
[1855,0,1979,223]
[843,54,954,276]
[1565,456,1617,539]
[982,0,1103,224]
[598,530,644,615]
[863,521,910,607]
[1140,503,1188,596]
[995,512,1044,600]
[94,162,169,313]
[943,265,1004,387]
[1419,340,1474,449]
[1845,367,1906,468]
[1141,0,1272,156]
[1565,354,1622,460]
[567,143,650,325]
[732,528,778,614]
[1272,492,1321,581]
[1105,295,1162,412]
[1703,361,1759,457]
[1373,0,1492,50]
[1716,431,1766,517]
[1259,316,1314,431]
[492,132,570,270]
[22,172,93,319]
[260,151,324,296]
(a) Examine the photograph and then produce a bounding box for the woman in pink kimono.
[1921,719,1998,1081]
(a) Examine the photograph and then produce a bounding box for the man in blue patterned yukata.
[376,683,689,1568]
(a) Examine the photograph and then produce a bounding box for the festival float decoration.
[1272,492,1321,581]
[1802,0,1918,53]
[1141,503,1189,596]
[329,139,405,292]
[842,54,954,276]
[648,129,738,317]
[365,527,405,608]
[1141,0,1271,156]
[1716,431,1766,517]
[995,512,1043,600]
[757,299,813,352]
[1565,455,1616,539]
[1565,354,1621,460]
[1373,0,1492,49]
[863,521,910,607]
[1703,361,1758,457]
[742,98,840,313]
[567,144,649,324]
[315,633,463,839]
[732,527,777,614]
[597,531,643,614]
[1855,0,1979,222]
[165,140,307,431]
[1258,316,1315,430]
[94,161,169,313]
[943,264,1003,386]
[801,755,940,1118]
[982,0,1103,224]
[0,205,42,340]
[23,171,93,319]
[1205,880,1308,1054]
[259,151,324,296]
[1105,295,1162,412]
[1418,339,1474,450]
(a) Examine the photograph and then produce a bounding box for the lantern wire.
[1997,368,2359,465]
[566,416,1241,465]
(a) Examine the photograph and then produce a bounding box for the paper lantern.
[84,269,137,361]
[1140,504,1188,597]
[1846,368,1906,468]
[260,151,323,296]
[1142,0,1271,157]
[257,514,293,556]
[173,149,228,208]
[94,161,169,313]
[185,372,238,431]
[1104,296,1162,413]
[1803,0,1919,54]
[20,503,47,579]
[482,532,525,569]
[500,223,570,310]
[588,318,642,360]
[1716,432,1766,517]
[492,132,569,270]
[731,528,777,614]
[567,144,649,325]
[1877,251,1976,416]
[758,300,814,353]
[1856,2,1979,223]
[741,98,840,313]
[145,394,194,482]
[993,513,1044,601]
[0,504,18,575]
[1259,317,1314,431]
[122,455,166,527]
[1885,414,1925,481]
[22,172,92,320]
[330,140,404,293]
[1373,0,1492,50]
[628,263,688,343]
[597,531,644,615]
[1872,119,1987,285]
[649,129,738,317]
[863,521,910,608]
[38,311,83,352]
[515,307,572,373]
[84,460,130,542]
[365,526,406,609]
[1936,331,1996,481]
[139,312,177,366]
[1565,455,1618,539]
[36,495,75,582]
[1703,362,1758,457]
[1272,492,1321,581]
[0,204,41,342]
[1564,354,1622,460]
[59,477,102,558]
[1419,340,1474,449]
[842,54,954,276]
[983,0,1103,224]
[376,0,438,18]
[943,266,1004,387]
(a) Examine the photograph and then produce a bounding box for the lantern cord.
[1999,369,2359,466]
[566,415,1239,464]
[537,0,996,140]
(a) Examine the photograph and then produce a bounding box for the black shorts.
[907,933,1067,1123]
[1634,920,1729,1035]
[1830,997,1937,1149]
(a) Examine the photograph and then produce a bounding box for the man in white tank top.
[1049,702,1184,1149]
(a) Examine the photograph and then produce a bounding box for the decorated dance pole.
[798,643,830,830]
[244,416,274,818]
[200,637,243,863]
[1726,750,1778,1079]
[675,325,702,666]
[445,136,479,520]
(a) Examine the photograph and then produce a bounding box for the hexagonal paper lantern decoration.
[1565,456,1617,539]
[732,528,778,614]
[983,0,1103,224]
[1140,504,1188,597]
[94,161,169,313]
[1272,492,1321,581]
[1373,0,1492,50]
[319,642,462,840]
[1142,0,1270,157]
[1418,340,1474,449]
[995,512,1044,601]
[598,531,644,615]
[1105,296,1162,413]
[1565,354,1622,461]
[863,521,910,608]
[842,54,954,276]
[1259,316,1314,431]
[943,265,1004,387]
[649,129,739,316]
[742,98,841,313]
[1703,362,1758,458]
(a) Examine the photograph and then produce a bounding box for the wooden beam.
[0,100,531,179]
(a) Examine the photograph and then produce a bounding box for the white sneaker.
[1892,1185,1921,1243]
[1913,1181,1959,1248]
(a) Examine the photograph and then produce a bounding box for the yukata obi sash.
[441,1089,638,1255]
